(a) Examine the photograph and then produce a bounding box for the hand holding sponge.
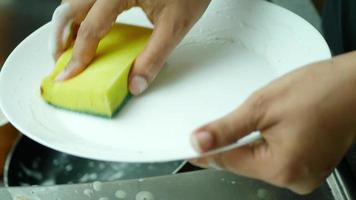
[41,24,152,117]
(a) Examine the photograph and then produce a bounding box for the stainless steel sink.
[0,0,354,199]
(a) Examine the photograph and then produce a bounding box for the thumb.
[190,92,267,153]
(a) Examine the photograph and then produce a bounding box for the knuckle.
[172,18,191,35]
[71,51,89,66]
[245,90,270,124]
[205,122,226,145]
[135,56,155,70]
[249,90,269,112]
[133,57,163,81]
[78,21,101,40]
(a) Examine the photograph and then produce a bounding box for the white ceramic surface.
[0,0,331,162]
[0,108,8,126]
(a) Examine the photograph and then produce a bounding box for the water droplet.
[99,197,109,200]
[40,179,56,186]
[257,188,269,199]
[136,191,154,200]
[99,163,106,170]
[88,161,95,167]
[32,158,41,169]
[108,171,125,181]
[115,190,127,199]
[53,159,59,166]
[90,173,98,180]
[65,164,73,172]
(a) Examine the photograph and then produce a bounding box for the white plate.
[0,0,330,162]
[0,108,8,126]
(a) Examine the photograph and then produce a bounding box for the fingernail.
[55,71,67,81]
[52,3,71,22]
[191,131,215,153]
[49,20,72,60]
[50,3,71,60]
[130,75,148,95]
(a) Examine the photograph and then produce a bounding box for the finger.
[49,3,73,60]
[50,1,96,61]
[129,9,196,95]
[190,93,268,153]
[190,147,254,171]
[56,0,130,81]
[190,141,270,178]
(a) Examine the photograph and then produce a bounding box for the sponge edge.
[41,23,152,117]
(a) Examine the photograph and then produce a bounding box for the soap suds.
[107,171,124,181]
[19,163,43,181]
[83,189,94,198]
[40,179,56,186]
[257,188,269,199]
[79,173,98,183]
[98,163,106,170]
[93,181,103,191]
[31,158,41,169]
[65,164,73,172]
[136,191,154,200]
[115,190,127,199]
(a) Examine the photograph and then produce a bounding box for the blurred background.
[0,0,58,66]
[0,0,58,177]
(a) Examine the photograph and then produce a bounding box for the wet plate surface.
[0,109,8,126]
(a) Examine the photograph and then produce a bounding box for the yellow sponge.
[41,24,152,117]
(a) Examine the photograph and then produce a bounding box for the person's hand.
[190,51,356,194]
[49,0,210,95]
